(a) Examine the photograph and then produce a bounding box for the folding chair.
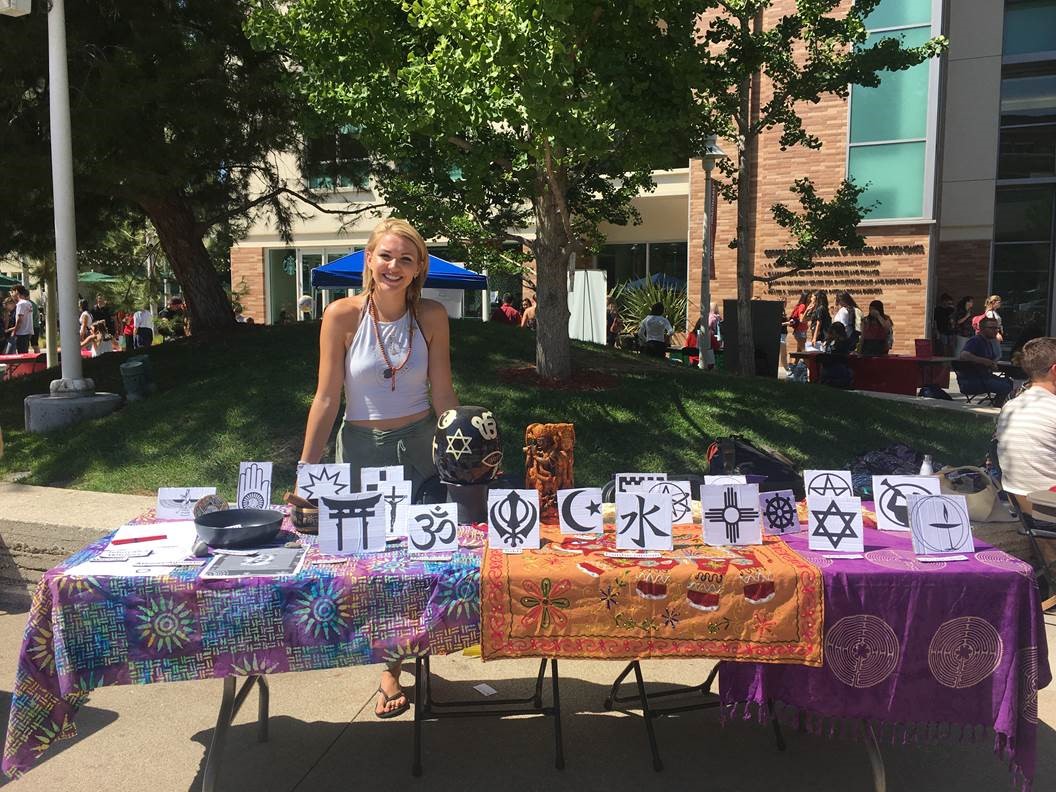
[1006,492,1056,611]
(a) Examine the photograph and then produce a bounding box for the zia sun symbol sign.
[702,484,762,546]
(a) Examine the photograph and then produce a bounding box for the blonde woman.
[983,294,1004,345]
[299,218,459,719]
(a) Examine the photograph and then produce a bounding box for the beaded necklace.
[368,296,414,392]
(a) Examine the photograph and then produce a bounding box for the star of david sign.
[807,472,851,497]
[300,468,347,500]
[445,429,473,461]
[810,500,860,549]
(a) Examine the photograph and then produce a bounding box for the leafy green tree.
[250,0,708,379]
[698,0,945,373]
[0,0,369,334]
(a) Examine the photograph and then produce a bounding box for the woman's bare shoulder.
[323,294,365,325]
[416,298,449,325]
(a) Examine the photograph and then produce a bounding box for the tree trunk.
[734,78,757,376]
[138,193,233,335]
[532,178,572,381]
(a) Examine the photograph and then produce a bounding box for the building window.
[998,67,1056,180]
[847,1,935,220]
[992,187,1054,347]
[597,244,647,286]
[1003,0,1056,56]
[304,129,370,191]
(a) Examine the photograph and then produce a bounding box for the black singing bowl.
[194,508,284,549]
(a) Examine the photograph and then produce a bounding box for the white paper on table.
[317,491,387,554]
[703,475,747,486]
[108,521,199,562]
[156,487,217,520]
[296,464,353,500]
[487,489,541,551]
[701,484,762,546]
[237,461,273,509]
[359,465,406,491]
[404,503,459,554]
[613,472,667,496]
[615,492,673,551]
[375,480,413,537]
[64,560,178,577]
[760,489,801,535]
[802,470,854,499]
[647,480,694,524]
[807,495,865,553]
[871,475,941,532]
[557,488,605,535]
[907,493,975,555]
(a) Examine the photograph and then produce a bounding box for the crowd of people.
[488,292,536,329]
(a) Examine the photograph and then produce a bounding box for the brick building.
[232,0,1055,355]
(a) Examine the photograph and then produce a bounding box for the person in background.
[78,298,93,341]
[860,300,893,356]
[819,321,854,387]
[638,302,673,358]
[606,299,621,346]
[807,291,830,350]
[90,294,113,335]
[520,295,537,330]
[161,296,187,337]
[996,337,1056,497]
[932,293,956,356]
[79,320,114,357]
[953,295,975,356]
[119,311,136,352]
[786,291,810,354]
[833,291,861,347]
[778,298,790,371]
[8,285,34,354]
[234,305,247,323]
[133,304,154,348]
[958,317,1012,407]
[498,292,521,325]
[0,296,15,353]
[708,302,722,346]
[982,294,1004,339]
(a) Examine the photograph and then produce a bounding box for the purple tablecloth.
[3,521,482,780]
[719,528,1051,789]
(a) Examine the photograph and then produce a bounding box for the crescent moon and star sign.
[557,488,604,535]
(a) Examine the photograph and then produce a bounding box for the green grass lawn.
[0,320,996,499]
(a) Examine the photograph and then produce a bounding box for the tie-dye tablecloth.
[482,523,823,664]
[2,521,481,780]
[719,528,1051,790]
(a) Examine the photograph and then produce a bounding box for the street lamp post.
[696,135,728,370]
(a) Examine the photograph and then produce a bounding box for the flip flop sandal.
[374,687,410,719]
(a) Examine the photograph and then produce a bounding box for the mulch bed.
[497,365,620,391]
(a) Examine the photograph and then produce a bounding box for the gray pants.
[336,413,437,495]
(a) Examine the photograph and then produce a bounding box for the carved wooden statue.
[524,423,575,519]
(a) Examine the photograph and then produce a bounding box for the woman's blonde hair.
[363,218,429,307]
[985,294,1002,309]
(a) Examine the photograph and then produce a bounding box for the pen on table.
[111,534,168,546]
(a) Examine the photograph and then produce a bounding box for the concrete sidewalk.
[0,485,1053,791]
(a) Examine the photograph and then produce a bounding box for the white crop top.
[344,304,430,421]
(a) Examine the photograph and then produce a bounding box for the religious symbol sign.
[614,472,667,495]
[487,489,541,551]
[318,492,386,554]
[615,492,673,551]
[157,487,218,520]
[803,469,854,498]
[703,475,747,486]
[557,488,604,535]
[649,480,694,524]
[872,475,941,532]
[359,465,406,492]
[237,462,273,510]
[377,480,413,537]
[297,464,352,501]
[807,495,864,553]
[702,484,762,546]
[907,493,974,555]
[404,503,459,553]
[760,489,800,535]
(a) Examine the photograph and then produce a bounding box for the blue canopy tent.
[311,250,488,291]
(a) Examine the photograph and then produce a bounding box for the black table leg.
[202,675,269,792]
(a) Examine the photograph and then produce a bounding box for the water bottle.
[919,454,934,476]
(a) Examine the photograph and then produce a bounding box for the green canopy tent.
[0,274,21,289]
[77,271,121,284]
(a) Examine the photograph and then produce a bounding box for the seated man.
[996,337,1056,498]
[957,317,1012,407]
[638,302,673,358]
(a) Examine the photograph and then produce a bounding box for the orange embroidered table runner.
[482,524,823,664]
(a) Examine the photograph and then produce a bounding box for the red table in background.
[791,352,951,396]
[0,353,46,380]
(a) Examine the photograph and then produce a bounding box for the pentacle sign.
[928,616,1003,689]
[825,614,901,688]
[649,480,692,524]
[804,470,853,498]
[908,494,973,555]
[487,489,540,550]
[761,490,798,535]
[807,496,864,553]
[872,476,940,532]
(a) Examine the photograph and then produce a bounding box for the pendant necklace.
[369,297,414,391]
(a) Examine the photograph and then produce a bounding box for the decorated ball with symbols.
[432,406,503,484]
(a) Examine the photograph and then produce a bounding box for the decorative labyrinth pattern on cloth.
[975,549,1034,577]
[864,548,946,572]
[825,614,901,688]
[1020,646,1040,724]
[928,616,1004,689]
